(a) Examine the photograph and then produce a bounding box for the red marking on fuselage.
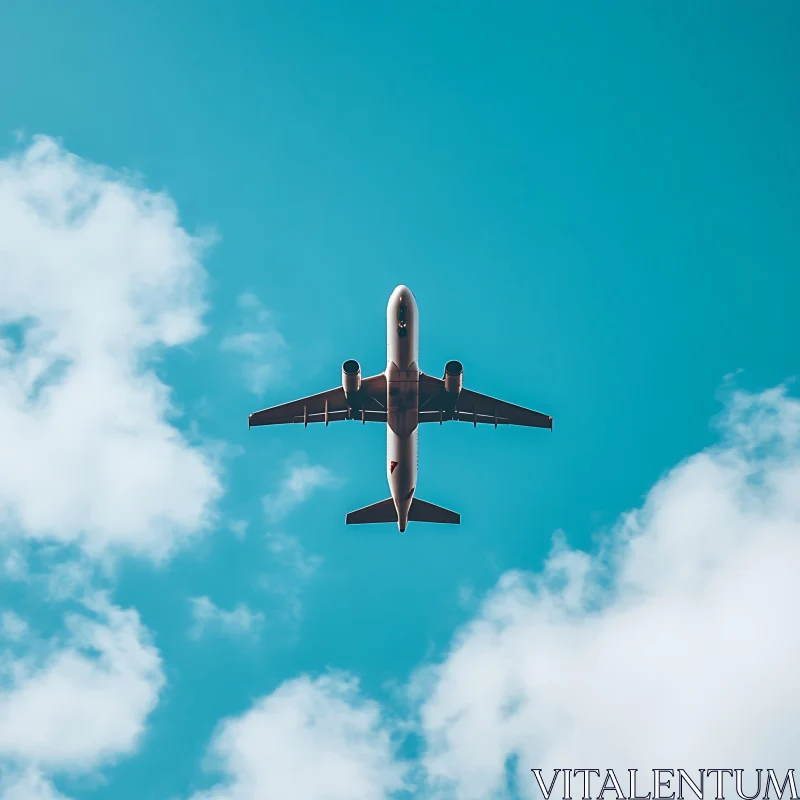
[390,461,398,473]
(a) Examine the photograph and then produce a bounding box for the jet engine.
[342,359,361,400]
[444,360,463,395]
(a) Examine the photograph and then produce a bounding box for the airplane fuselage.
[385,285,419,531]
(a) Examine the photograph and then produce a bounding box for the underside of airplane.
[249,285,552,531]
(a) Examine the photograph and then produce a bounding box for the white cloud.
[220,291,287,395]
[189,596,264,641]
[0,768,69,800]
[0,135,222,562]
[413,385,800,800]
[0,594,164,772]
[189,674,407,800]
[263,460,335,523]
[0,611,29,641]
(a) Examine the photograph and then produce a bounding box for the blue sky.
[1,3,799,799]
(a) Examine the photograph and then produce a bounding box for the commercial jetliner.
[249,285,552,532]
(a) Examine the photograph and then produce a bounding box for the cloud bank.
[414,385,800,798]
[0,135,222,562]
[0,135,223,799]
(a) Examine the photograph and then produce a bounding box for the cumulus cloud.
[263,459,335,523]
[220,291,287,395]
[0,135,222,561]
[189,674,407,800]
[0,595,164,773]
[188,596,264,641]
[414,385,800,800]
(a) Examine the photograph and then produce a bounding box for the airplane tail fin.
[345,497,460,526]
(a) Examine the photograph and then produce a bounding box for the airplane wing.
[249,374,387,427]
[417,373,552,429]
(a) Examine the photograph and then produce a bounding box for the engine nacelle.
[342,359,361,400]
[444,360,463,395]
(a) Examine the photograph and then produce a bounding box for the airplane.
[248,285,552,532]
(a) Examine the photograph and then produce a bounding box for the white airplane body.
[249,285,552,531]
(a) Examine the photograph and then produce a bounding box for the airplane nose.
[391,284,415,306]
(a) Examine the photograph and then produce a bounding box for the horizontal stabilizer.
[408,497,460,525]
[345,497,460,527]
[346,498,397,525]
